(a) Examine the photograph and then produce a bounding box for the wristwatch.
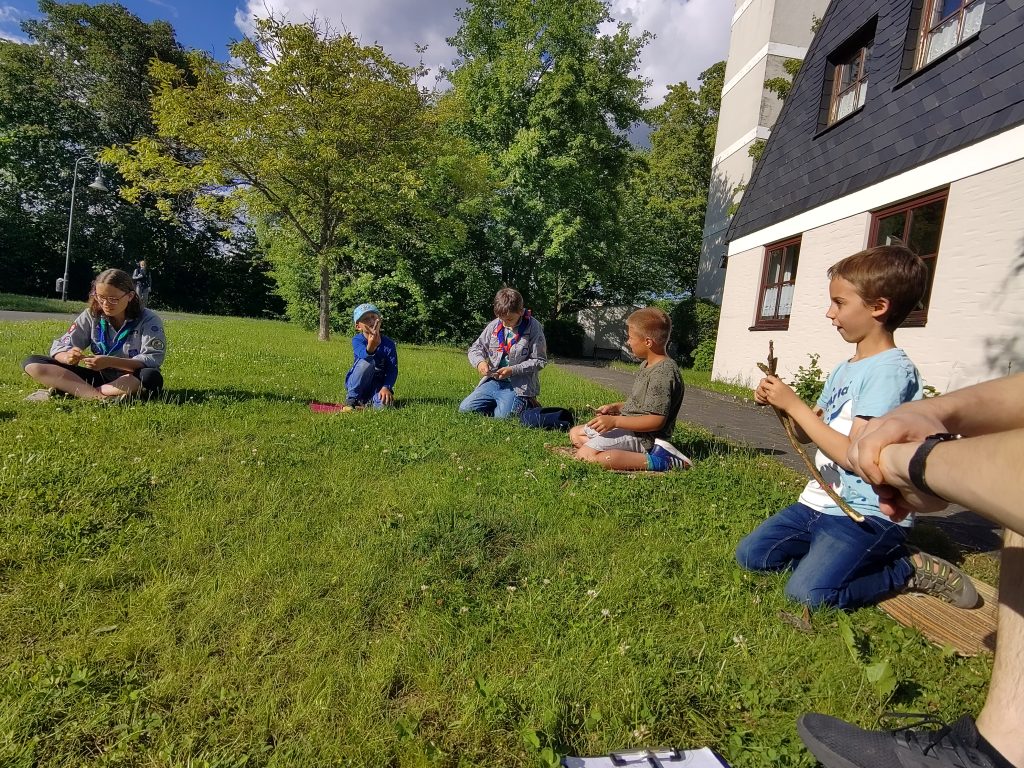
[908,432,961,498]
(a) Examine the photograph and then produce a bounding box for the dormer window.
[819,18,876,130]
[917,0,985,68]
[829,45,870,124]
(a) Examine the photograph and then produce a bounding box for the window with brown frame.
[752,237,800,330]
[818,18,875,131]
[828,44,870,124]
[915,0,985,69]
[869,190,948,326]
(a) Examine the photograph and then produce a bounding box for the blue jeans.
[344,358,391,408]
[735,502,914,609]
[458,378,527,419]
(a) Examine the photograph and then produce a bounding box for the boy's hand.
[594,404,621,415]
[587,414,618,433]
[754,376,800,412]
[80,355,113,370]
[65,347,84,365]
[476,361,491,376]
[378,386,393,406]
[491,367,513,380]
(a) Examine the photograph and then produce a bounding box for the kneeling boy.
[569,307,689,471]
[735,245,977,610]
[344,303,398,409]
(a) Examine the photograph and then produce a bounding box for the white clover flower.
[420,585,429,592]
[543,579,551,585]
[587,589,598,598]
[459,606,469,614]
[506,585,517,593]
[601,609,611,618]
[732,633,746,647]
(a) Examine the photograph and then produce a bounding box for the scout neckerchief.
[495,310,531,368]
[93,315,138,356]
[495,310,531,358]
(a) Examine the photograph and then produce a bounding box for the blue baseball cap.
[353,303,381,324]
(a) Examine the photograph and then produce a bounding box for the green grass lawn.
[0,315,991,767]
[0,292,84,313]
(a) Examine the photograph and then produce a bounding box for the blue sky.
[0,0,732,104]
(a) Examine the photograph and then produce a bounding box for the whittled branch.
[757,341,865,523]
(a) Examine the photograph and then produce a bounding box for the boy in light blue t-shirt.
[735,245,977,610]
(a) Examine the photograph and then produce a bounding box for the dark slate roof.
[728,0,1024,241]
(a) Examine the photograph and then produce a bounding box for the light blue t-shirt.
[796,348,922,525]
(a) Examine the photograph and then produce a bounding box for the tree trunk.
[318,260,331,341]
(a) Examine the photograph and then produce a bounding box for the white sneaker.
[25,388,53,402]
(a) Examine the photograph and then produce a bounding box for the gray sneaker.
[25,388,54,402]
[906,549,979,609]
[797,713,1002,768]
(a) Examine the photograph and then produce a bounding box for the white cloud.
[234,0,731,103]
[0,4,30,43]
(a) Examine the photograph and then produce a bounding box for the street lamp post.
[60,156,108,301]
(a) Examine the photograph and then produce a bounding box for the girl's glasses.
[91,291,130,306]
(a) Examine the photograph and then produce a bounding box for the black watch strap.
[908,432,961,498]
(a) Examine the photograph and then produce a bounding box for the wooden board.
[879,579,998,656]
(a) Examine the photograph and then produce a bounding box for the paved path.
[556,358,1002,553]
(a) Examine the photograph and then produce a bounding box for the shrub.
[691,338,717,371]
[671,298,721,366]
[544,317,585,357]
[791,353,826,405]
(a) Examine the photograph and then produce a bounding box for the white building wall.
[713,158,1024,393]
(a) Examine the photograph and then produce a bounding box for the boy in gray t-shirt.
[569,307,690,471]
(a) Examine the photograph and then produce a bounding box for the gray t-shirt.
[622,358,684,450]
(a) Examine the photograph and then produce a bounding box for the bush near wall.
[544,317,585,357]
[671,298,720,367]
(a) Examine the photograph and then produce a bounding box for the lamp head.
[88,169,108,192]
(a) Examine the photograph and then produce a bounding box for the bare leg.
[569,425,590,448]
[575,446,649,471]
[98,375,142,398]
[23,362,104,400]
[975,529,1024,767]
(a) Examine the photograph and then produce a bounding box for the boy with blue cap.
[344,303,398,409]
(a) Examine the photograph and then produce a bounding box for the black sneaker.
[797,713,1001,768]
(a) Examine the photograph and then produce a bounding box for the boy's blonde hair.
[828,245,928,331]
[493,287,524,316]
[627,307,672,348]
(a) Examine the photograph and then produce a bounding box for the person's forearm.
[921,429,1024,535]
[613,414,665,433]
[919,373,1024,436]
[111,357,144,372]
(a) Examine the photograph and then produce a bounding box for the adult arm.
[849,373,1024,485]
[872,429,1024,535]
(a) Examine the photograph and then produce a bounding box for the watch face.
[927,432,961,442]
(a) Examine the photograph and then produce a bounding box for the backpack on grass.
[520,406,575,431]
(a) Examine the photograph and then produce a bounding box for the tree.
[445,0,649,318]
[1,3,277,316]
[621,61,725,299]
[109,16,483,339]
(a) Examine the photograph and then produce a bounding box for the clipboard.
[562,747,730,767]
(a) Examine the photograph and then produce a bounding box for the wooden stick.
[757,341,865,523]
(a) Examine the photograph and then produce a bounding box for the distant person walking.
[132,260,151,305]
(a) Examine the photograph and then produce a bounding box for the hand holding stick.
[757,341,865,523]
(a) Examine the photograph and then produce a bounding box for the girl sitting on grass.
[21,268,167,402]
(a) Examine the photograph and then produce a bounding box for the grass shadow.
[158,388,303,405]
[0,410,15,421]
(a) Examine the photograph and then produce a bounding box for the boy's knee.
[784,576,837,609]
[138,368,163,394]
[576,446,601,463]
